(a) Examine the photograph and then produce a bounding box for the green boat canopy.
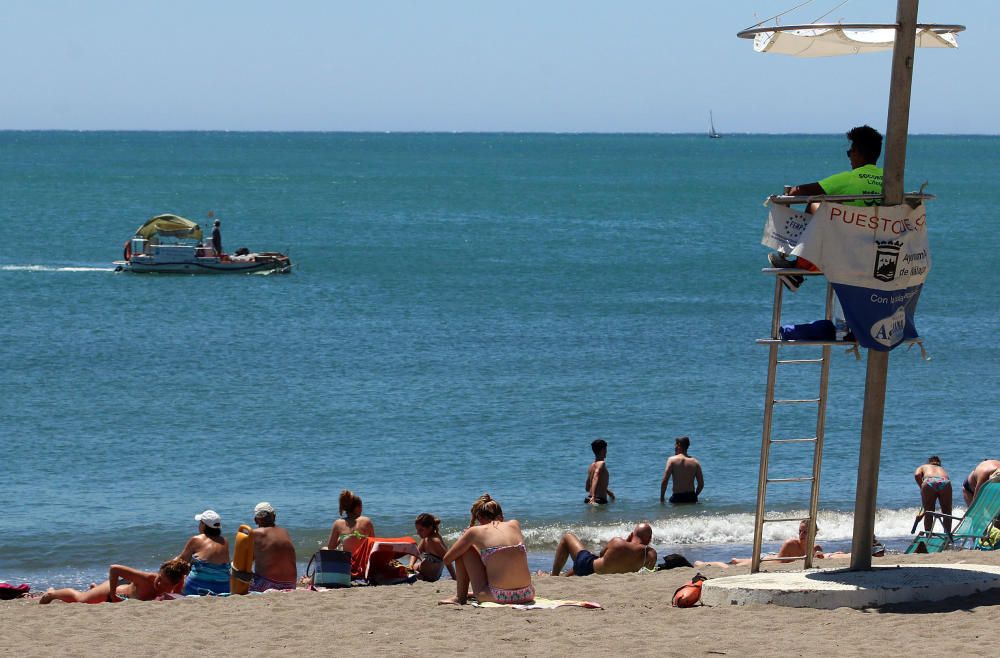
[134,214,204,240]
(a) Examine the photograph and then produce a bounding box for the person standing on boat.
[211,218,223,257]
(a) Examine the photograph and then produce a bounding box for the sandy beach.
[4,551,999,657]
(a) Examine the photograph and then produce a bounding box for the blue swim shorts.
[573,549,597,577]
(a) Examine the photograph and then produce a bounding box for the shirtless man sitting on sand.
[776,520,824,563]
[246,502,297,592]
[660,436,704,504]
[585,438,615,505]
[550,523,657,576]
[724,521,824,566]
[962,459,1000,506]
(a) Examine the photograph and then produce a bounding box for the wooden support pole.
[849,0,918,571]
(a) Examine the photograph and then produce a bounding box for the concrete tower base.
[701,563,1000,609]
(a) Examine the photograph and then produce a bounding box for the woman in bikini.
[440,494,534,605]
[327,489,375,553]
[39,558,190,604]
[914,456,954,533]
[410,513,455,582]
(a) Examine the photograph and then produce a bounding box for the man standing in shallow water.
[585,439,615,505]
[660,436,704,504]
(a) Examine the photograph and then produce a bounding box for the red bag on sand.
[0,583,30,600]
[672,573,707,608]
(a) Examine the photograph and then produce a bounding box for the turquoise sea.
[2,132,998,588]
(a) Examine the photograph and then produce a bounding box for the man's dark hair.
[591,438,607,457]
[928,455,941,466]
[848,125,883,163]
[660,553,694,570]
[676,436,691,452]
[204,525,222,538]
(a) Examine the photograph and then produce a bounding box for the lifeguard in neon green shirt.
[789,124,884,209]
[771,125,884,288]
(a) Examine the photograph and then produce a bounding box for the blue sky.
[1,1,994,132]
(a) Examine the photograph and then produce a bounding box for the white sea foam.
[499,507,950,549]
[1,264,115,272]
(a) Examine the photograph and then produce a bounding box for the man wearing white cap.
[249,502,297,591]
[175,509,231,595]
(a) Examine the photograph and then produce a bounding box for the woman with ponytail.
[411,513,454,582]
[326,489,375,554]
[439,494,534,605]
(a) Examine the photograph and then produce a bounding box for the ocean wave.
[454,507,946,549]
[1,264,115,272]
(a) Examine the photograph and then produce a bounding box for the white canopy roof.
[753,26,958,57]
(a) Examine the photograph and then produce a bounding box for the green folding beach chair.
[906,479,1000,554]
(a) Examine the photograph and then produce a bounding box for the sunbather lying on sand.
[39,558,190,604]
[550,523,657,576]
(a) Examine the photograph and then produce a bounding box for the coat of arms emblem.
[873,240,902,282]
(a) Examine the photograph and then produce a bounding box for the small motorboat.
[114,214,291,274]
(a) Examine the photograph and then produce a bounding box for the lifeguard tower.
[700,2,1000,608]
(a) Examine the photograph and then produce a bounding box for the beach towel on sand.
[472,597,601,611]
[349,536,419,583]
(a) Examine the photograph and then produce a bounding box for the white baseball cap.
[254,502,275,517]
[195,510,222,528]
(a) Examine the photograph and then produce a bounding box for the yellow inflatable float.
[230,524,254,595]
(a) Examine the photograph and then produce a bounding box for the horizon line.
[1,129,997,137]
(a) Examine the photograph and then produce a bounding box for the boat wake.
[1,264,116,273]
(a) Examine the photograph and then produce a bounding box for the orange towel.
[349,536,418,581]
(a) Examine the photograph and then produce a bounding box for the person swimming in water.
[410,513,455,582]
[439,494,534,605]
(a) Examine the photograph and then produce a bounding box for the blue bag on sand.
[779,320,836,341]
[307,549,352,589]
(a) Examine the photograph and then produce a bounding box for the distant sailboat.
[708,111,721,138]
